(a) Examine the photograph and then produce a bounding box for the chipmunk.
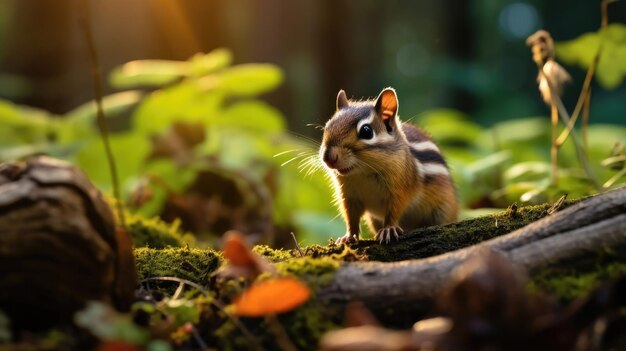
[320,87,458,244]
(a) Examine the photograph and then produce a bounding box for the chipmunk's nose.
[323,146,339,168]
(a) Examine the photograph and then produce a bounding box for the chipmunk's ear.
[336,90,349,110]
[375,87,398,122]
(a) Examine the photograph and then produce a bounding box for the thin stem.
[78,0,126,229]
[601,0,610,28]
[556,0,611,150]
[601,155,626,167]
[603,169,626,188]
[140,276,209,296]
[582,86,591,153]
[537,66,601,190]
[555,54,598,146]
[291,232,304,257]
[550,103,559,186]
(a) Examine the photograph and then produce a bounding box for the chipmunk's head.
[320,87,405,177]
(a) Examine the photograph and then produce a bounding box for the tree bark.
[319,187,626,322]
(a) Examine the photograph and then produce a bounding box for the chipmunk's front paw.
[375,226,403,244]
[335,233,359,245]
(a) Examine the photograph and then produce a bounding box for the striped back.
[402,123,450,183]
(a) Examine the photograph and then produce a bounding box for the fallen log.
[0,156,136,331]
[319,187,626,323]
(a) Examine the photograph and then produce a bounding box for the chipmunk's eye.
[358,124,374,139]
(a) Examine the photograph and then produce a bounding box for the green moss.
[127,214,196,249]
[252,245,296,262]
[252,242,349,263]
[360,200,578,262]
[134,247,221,285]
[529,261,626,301]
[276,256,341,288]
[279,301,342,351]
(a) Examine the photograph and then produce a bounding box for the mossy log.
[0,156,136,331]
[319,186,626,323]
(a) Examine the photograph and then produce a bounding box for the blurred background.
[0,0,624,246]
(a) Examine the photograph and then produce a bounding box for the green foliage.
[160,298,200,327]
[415,109,625,209]
[0,47,623,246]
[0,48,339,244]
[556,23,626,89]
[74,301,150,345]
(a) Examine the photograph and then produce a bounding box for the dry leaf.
[223,230,258,266]
[526,30,571,104]
[218,230,275,279]
[234,277,310,317]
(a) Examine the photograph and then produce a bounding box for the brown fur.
[322,88,458,242]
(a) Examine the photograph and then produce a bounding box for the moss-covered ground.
[127,196,626,350]
[126,213,196,249]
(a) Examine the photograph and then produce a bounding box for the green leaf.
[556,33,599,68]
[58,91,144,144]
[211,64,283,96]
[463,150,512,181]
[219,101,286,132]
[74,301,149,344]
[556,24,626,90]
[415,109,483,147]
[132,82,223,135]
[216,130,277,170]
[503,161,550,184]
[110,60,188,89]
[65,90,144,125]
[162,298,200,326]
[74,132,150,193]
[0,99,58,146]
[189,48,233,77]
[520,186,549,204]
[491,117,549,144]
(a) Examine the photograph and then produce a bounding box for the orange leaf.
[223,230,257,266]
[234,277,311,317]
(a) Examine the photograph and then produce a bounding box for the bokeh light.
[498,2,541,40]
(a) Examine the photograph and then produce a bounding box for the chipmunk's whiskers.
[274,148,306,158]
[297,154,324,177]
[280,151,313,167]
[287,131,322,147]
